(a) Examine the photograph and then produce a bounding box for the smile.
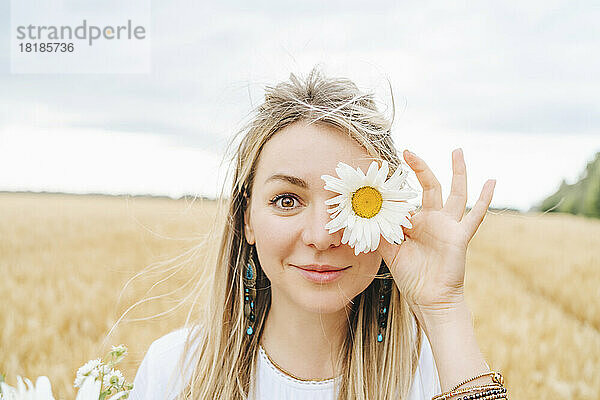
[293,265,351,284]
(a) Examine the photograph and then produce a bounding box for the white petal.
[382,189,419,201]
[365,222,376,253]
[378,212,405,243]
[322,174,350,190]
[107,392,130,400]
[17,376,27,394]
[400,216,413,229]
[323,180,351,195]
[374,160,389,187]
[361,218,371,251]
[369,218,380,251]
[341,227,351,244]
[351,174,366,191]
[336,162,360,181]
[325,194,347,205]
[1,382,16,397]
[353,219,364,247]
[376,214,395,242]
[329,209,342,220]
[378,209,406,222]
[357,219,368,249]
[328,205,341,218]
[381,200,415,212]
[327,204,340,213]
[347,221,360,246]
[395,228,406,242]
[76,375,101,400]
[321,174,338,186]
[366,161,379,183]
[389,222,406,243]
[337,163,363,190]
[347,213,356,230]
[381,207,413,230]
[325,218,344,233]
[375,214,395,244]
[35,376,55,399]
[354,228,366,254]
[384,166,408,190]
[325,205,351,233]
[355,164,366,179]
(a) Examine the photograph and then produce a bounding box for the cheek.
[352,254,383,287]
[343,253,383,296]
[251,209,301,260]
[355,250,383,274]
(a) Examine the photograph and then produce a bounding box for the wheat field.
[0,192,598,399]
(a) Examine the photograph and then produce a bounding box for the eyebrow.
[265,174,309,189]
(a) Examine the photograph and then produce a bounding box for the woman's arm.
[375,149,500,397]
[416,299,494,395]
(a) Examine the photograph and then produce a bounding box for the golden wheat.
[0,193,598,399]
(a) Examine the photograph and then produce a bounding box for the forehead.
[254,120,374,187]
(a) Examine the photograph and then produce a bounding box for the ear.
[243,199,256,246]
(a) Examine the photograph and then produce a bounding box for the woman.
[129,66,503,400]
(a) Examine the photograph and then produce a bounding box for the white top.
[129,326,441,400]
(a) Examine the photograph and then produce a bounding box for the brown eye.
[270,194,301,211]
[280,196,295,208]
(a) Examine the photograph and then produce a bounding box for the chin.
[295,292,352,314]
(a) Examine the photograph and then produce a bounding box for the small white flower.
[0,375,55,399]
[74,358,101,388]
[321,160,419,255]
[110,345,127,357]
[75,375,100,400]
[100,364,112,376]
[103,369,124,388]
[75,375,128,400]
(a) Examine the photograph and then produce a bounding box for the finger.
[462,179,496,241]
[403,150,443,211]
[376,236,398,269]
[443,148,468,221]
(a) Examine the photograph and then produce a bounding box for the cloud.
[1,0,599,208]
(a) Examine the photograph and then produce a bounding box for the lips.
[295,264,350,272]
[295,266,350,284]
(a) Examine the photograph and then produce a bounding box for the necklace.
[259,344,338,382]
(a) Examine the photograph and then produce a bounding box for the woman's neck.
[259,289,349,380]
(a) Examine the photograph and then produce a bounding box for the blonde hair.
[151,65,424,399]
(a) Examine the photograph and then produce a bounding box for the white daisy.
[0,375,56,399]
[321,160,419,255]
[74,358,101,388]
[103,369,125,388]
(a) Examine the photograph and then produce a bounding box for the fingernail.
[405,150,415,157]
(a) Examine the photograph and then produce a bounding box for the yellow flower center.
[351,186,383,218]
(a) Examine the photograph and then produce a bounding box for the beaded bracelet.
[451,371,504,392]
[474,393,507,400]
[433,383,503,400]
[471,387,507,400]
[431,371,506,400]
[458,387,507,400]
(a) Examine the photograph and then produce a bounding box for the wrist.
[412,299,472,336]
[412,300,491,392]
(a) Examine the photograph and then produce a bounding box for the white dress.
[129,326,441,400]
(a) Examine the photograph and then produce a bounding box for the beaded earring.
[243,245,257,336]
[377,262,392,343]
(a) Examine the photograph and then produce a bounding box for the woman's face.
[244,120,383,315]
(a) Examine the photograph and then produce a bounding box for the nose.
[301,198,342,251]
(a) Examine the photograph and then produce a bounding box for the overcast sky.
[1,1,599,212]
